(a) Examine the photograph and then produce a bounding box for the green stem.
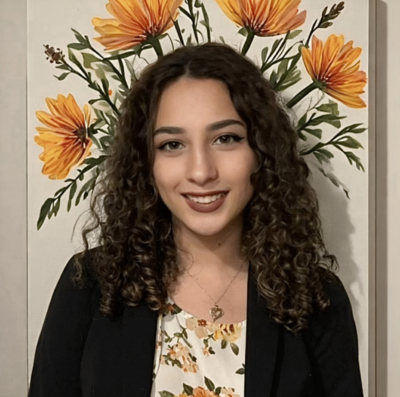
[90,46,128,89]
[241,29,255,56]
[286,82,318,108]
[148,35,164,57]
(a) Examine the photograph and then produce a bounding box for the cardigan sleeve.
[303,275,364,397]
[28,253,97,397]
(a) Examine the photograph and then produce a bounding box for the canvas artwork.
[28,0,371,392]
[34,0,367,226]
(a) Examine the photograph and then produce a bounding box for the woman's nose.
[185,147,218,186]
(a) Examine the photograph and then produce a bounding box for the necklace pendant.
[210,304,224,322]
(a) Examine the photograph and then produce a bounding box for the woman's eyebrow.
[153,119,245,136]
[206,119,246,132]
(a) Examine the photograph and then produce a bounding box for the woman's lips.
[183,192,228,213]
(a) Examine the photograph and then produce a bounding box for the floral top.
[151,299,247,397]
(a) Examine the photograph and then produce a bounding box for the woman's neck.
[173,221,247,276]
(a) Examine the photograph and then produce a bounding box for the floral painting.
[32,0,368,230]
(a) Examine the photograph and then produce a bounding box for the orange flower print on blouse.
[301,34,367,108]
[92,0,183,51]
[215,0,306,37]
[193,387,218,397]
[164,342,199,374]
[35,94,93,180]
[186,317,212,339]
[212,323,242,344]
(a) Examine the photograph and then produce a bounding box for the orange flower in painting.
[301,34,367,108]
[215,0,306,36]
[35,94,94,180]
[92,0,183,51]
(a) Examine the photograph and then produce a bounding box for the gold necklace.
[184,262,245,322]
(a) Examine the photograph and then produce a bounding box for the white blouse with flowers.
[151,299,246,397]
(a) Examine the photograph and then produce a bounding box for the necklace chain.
[184,262,244,322]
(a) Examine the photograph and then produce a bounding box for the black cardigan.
[29,251,363,397]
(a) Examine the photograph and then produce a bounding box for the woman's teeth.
[186,193,225,204]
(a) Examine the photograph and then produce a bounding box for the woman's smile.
[152,77,257,238]
[183,191,229,213]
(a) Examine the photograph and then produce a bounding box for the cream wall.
[0,0,398,396]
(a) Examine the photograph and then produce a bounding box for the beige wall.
[0,0,28,395]
[0,0,398,396]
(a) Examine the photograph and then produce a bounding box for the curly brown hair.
[77,42,337,333]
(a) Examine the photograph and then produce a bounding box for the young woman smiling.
[29,43,363,397]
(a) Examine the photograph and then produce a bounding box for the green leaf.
[313,149,334,165]
[277,60,289,76]
[336,136,364,149]
[71,28,86,44]
[215,387,221,395]
[68,48,81,68]
[94,66,107,81]
[230,343,239,355]
[318,148,335,159]
[56,64,70,71]
[298,131,307,141]
[304,128,322,139]
[82,53,101,69]
[276,69,301,92]
[221,339,228,349]
[287,30,302,40]
[54,72,70,81]
[159,392,175,397]
[53,198,61,216]
[297,113,308,129]
[271,38,282,56]
[345,151,365,171]
[269,70,278,88]
[67,181,77,212]
[238,27,248,37]
[316,101,339,116]
[67,43,87,51]
[236,367,245,375]
[308,114,346,129]
[37,198,54,230]
[75,176,96,206]
[54,186,68,197]
[183,384,194,395]
[204,376,215,391]
[313,151,329,165]
[261,46,269,63]
[105,50,136,61]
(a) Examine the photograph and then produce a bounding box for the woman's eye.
[158,141,183,151]
[214,134,244,145]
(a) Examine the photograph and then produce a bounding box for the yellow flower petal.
[92,0,183,51]
[301,34,367,109]
[35,94,94,179]
[215,0,306,36]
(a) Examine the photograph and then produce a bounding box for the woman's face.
[152,78,257,239]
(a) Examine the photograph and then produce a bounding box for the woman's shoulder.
[56,247,101,291]
[320,271,354,312]
[304,270,359,344]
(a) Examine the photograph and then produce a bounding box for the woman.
[29,43,363,397]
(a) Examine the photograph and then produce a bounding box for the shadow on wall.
[307,158,360,304]
[376,1,388,397]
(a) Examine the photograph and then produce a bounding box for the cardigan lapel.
[244,273,281,397]
[121,302,158,397]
